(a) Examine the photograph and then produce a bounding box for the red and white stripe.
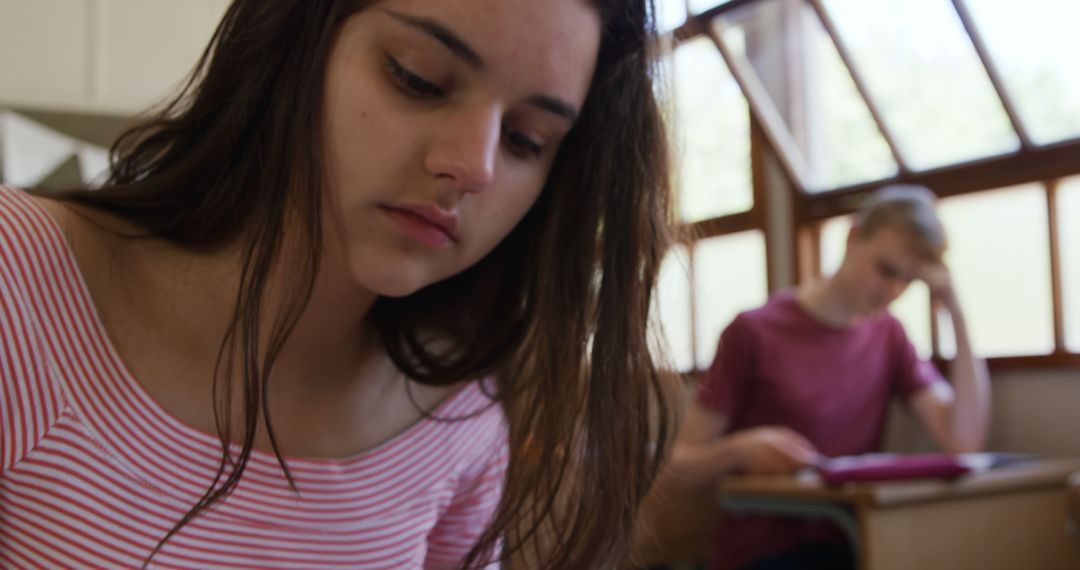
[0,185,507,569]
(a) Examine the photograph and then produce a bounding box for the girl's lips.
[381,205,457,248]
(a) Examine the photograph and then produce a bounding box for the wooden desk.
[719,459,1080,570]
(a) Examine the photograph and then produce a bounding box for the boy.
[663,185,990,570]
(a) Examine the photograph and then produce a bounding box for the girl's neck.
[126,231,381,391]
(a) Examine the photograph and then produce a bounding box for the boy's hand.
[725,426,821,475]
[919,262,957,308]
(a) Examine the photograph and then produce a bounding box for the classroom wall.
[984,369,1080,456]
[0,0,227,114]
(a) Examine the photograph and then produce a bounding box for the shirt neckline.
[13,186,490,512]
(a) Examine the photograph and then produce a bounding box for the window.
[936,185,1054,358]
[793,4,897,189]
[656,2,765,374]
[652,244,695,371]
[964,0,1080,145]
[664,0,1080,370]
[1059,177,1080,352]
[821,0,1018,170]
[712,0,896,191]
[671,36,752,223]
[656,0,687,33]
[693,231,768,369]
[689,0,740,14]
[651,232,767,373]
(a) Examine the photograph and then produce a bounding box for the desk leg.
[721,496,862,568]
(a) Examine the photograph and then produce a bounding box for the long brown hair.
[59,0,675,567]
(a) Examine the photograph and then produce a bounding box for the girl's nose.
[424,105,500,194]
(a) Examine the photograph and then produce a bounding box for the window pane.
[671,36,752,222]
[819,215,932,357]
[689,0,738,14]
[819,215,850,277]
[965,0,1080,145]
[1060,177,1080,352]
[937,185,1054,358]
[693,231,768,369]
[822,0,1019,170]
[891,282,933,360]
[714,2,897,191]
[651,244,695,371]
[656,0,687,33]
[800,4,897,189]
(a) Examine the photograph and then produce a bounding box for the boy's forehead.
[864,224,942,259]
[861,229,929,269]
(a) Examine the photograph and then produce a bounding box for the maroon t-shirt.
[698,291,942,570]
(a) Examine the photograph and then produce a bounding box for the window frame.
[668,0,1080,372]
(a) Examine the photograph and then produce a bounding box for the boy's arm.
[664,403,820,486]
[911,263,992,453]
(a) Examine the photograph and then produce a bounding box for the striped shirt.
[0,185,508,569]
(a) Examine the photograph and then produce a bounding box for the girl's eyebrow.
[381,9,580,124]
[526,95,578,124]
[383,9,484,70]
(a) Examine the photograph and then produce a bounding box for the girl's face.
[321,0,601,297]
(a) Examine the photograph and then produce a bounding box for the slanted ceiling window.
[653,0,1080,371]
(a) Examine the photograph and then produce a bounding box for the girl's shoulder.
[0,186,133,295]
[0,185,70,275]
[0,186,71,471]
[0,185,100,255]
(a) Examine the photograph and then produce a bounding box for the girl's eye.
[386,57,444,98]
[385,56,544,158]
[503,127,543,158]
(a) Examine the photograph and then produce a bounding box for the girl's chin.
[354,265,443,299]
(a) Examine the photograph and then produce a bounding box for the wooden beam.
[979,354,1080,371]
[681,210,761,242]
[751,116,778,291]
[806,0,910,174]
[796,222,821,284]
[948,0,1033,149]
[706,21,814,192]
[798,138,1080,221]
[672,0,765,46]
[1047,180,1066,352]
[687,352,1080,377]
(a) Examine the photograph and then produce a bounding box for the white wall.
[0,0,228,114]
[986,369,1080,456]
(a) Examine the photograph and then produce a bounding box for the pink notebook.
[816,453,971,485]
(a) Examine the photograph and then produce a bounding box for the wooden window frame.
[670,0,1080,372]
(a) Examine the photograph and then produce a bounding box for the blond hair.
[853,184,947,262]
